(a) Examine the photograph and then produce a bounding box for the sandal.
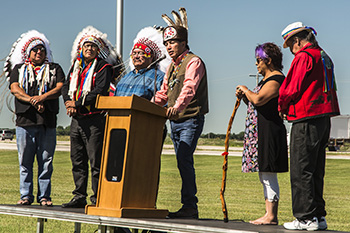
[40,198,53,207]
[17,198,31,205]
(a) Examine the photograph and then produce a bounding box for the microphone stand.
[146,55,165,101]
[153,65,158,99]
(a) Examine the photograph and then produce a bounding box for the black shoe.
[167,207,198,219]
[62,197,87,208]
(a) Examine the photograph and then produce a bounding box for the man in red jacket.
[279,22,340,231]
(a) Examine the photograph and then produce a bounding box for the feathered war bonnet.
[162,8,188,44]
[70,26,123,88]
[129,26,171,73]
[3,30,53,81]
[71,26,119,66]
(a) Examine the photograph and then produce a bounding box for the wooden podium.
[86,95,169,218]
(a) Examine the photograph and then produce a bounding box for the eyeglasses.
[130,51,150,58]
[32,47,46,53]
[83,44,98,49]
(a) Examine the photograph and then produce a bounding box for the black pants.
[70,114,106,202]
[290,116,330,220]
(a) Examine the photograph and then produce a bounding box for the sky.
[0,0,349,134]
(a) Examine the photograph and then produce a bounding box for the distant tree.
[64,125,70,134]
[200,132,244,140]
[236,131,245,140]
[56,125,71,136]
[56,126,65,135]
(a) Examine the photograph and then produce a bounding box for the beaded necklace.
[168,53,188,90]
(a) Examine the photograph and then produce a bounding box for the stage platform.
[0,204,343,233]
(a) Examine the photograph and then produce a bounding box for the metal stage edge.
[0,205,343,233]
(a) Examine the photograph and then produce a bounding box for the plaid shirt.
[114,68,164,101]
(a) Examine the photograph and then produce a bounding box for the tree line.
[56,125,71,135]
[4,125,245,140]
[200,131,245,140]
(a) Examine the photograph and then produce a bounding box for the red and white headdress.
[133,37,162,60]
[3,30,52,80]
[129,26,171,73]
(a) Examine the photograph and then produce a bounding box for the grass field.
[0,148,350,232]
[57,135,245,148]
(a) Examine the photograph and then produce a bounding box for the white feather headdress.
[3,30,53,80]
[69,26,121,104]
[129,26,171,73]
[71,26,119,65]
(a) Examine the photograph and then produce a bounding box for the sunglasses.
[32,47,46,53]
[256,58,263,63]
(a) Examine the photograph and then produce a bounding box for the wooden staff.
[220,97,241,223]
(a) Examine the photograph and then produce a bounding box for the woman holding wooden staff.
[236,42,288,225]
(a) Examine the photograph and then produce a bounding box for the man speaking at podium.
[114,27,169,100]
[153,8,209,219]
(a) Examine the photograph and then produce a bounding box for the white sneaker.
[283,217,319,231]
[318,216,327,230]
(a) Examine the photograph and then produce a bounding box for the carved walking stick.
[220,97,241,223]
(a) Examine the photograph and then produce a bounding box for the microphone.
[146,54,166,70]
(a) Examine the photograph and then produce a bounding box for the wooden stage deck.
[0,205,344,233]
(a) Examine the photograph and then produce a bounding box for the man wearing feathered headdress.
[5,30,65,206]
[114,26,170,100]
[61,26,115,208]
[153,8,209,219]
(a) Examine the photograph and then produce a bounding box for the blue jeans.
[170,115,205,209]
[16,126,56,203]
